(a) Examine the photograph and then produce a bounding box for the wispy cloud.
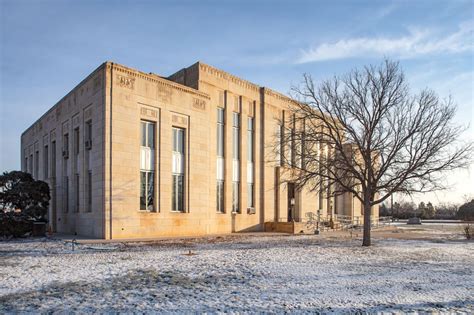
[297,21,473,63]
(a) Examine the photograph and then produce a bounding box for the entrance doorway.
[287,183,295,222]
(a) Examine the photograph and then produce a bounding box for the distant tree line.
[380,199,474,221]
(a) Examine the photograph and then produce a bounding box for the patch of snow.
[0,235,473,313]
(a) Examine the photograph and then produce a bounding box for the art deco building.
[21,61,378,239]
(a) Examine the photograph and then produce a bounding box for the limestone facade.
[21,61,378,239]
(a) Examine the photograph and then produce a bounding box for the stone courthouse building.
[21,61,377,239]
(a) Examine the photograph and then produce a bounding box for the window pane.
[247,183,254,208]
[141,122,147,147]
[147,172,154,210]
[217,108,224,123]
[74,129,80,155]
[147,123,155,148]
[178,174,184,211]
[233,113,239,127]
[172,174,184,211]
[232,182,240,213]
[247,130,253,162]
[44,146,49,179]
[88,171,92,211]
[140,171,146,210]
[217,125,224,157]
[217,180,224,213]
[233,129,239,159]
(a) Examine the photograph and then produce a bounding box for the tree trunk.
[362,199,372,246]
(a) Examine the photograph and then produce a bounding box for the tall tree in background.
[280,60,473,246]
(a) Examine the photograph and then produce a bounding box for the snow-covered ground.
[0,229,473,313]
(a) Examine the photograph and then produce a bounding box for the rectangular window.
[232,113,240,159]
[247,117,255,209]
[217,108,225,157]
[247,183,254,208]
[140,121,156,211]
[87,170,92,212]
[34,150,39,179]
[140,171,155,211]
[25,156,28,173]
[276,124,282,165]
[75,174,80,212]
[63,134,69,159]
[217,180,224,213]
[232,182,240,213]
[247,117,254,162]
[51,141,56,177]
[232,112,240,213]
[217,108,225,213]
[29,154,33,174]
[44,145,49,179]
[64,176,69,213]
[290,126,295,167]
[172,127,185,212]
[74,128,80,156]
[85,120,92,149]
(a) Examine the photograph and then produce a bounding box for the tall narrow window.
[44,145,49,179]
[172,127,185,212]
[232,112,240,213]
[34,150,39,179]
[51,141,56,178]
[290,125,296,167]
[64,176,69,213]
[29,154,33,174]
[247,117,255,209]
[63,134,69,159]
[140,121,155,211]
[216,108,225,213]
[73,128,80,212]
[85,120,92,150]
[87,170,92,212]
[74,128,80,157]
[85,120,92,212]
[75,174,80,212]
[276,124,282,166]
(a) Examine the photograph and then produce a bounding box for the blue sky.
[1,0,473,204]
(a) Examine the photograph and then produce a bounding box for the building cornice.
[197,62,260,93]
[109,62,210,100]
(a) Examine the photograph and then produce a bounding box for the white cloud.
[297,21,473,63]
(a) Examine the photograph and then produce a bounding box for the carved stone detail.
[192,98,206,111]
[171,113,188,127]
[117,74,135,90]
[141,107,158,119]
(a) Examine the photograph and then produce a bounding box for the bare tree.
[279,60,473,246]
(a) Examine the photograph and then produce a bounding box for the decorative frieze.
[141,107,158,119]
[117,74,135,90]
[171,113,188,127]
[192,98,206,111]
